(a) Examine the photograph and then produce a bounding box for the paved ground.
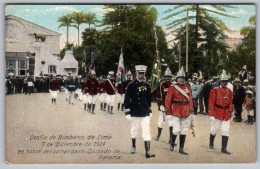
[5,92,256,164]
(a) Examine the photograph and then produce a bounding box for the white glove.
[210,116,215,121]
[125,115,131,121]
[160,105,165,112]
[149,113,152,117]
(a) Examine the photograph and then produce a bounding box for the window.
[6,59,16,69]
[48,65,56,74]
[18,60,27,76]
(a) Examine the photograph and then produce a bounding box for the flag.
[116,49,126,82]
[150,59,160,93]
[89,40,95,74]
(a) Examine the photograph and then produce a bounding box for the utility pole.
[186,8,189,73]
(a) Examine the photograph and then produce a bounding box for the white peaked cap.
[135,65,147,72]
[108,71,114,75]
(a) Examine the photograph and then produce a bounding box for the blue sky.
[5,4,256,49]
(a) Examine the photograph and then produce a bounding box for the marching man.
[155,67,174,144]
[82,74,90,111]
[98,76,107,111]
[116,80,125,111]
[165,66,194,155]
[86,70,99,114]
[49,75,60,104]
[208,70,233,154]
[124,65,155,158]
[105,71,116,114]
[124,70,133,91]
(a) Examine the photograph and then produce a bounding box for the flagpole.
[153,26,160,81]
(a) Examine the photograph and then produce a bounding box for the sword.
[190,115,195,137]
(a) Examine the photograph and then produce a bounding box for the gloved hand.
[125,115,131,121]
[210,116,215,121]
[160,105,165,112]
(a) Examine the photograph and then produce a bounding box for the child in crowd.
[243,90,256,125]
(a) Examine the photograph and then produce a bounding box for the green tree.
[71,11,86,46]
[85,13,99,29]
[57,14,73,43]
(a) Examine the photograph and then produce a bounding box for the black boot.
[179,135,188,155]
[92,104,96,114]
[52,98,54,104]
[144,141,155,158]
[194,107,198,115]
[221,136,231,155]
[244,115,250,124]
[110,106,114,114]
[100,103,103,110]
[209,134,216,149]
[131,138,136,154]
[107,105,110,113]
[88,103,91,112]
[169,127,173,144]
[170,134,177,151]
[54,99,56,104]
[104,103,107,111]
[121,104,124,111]
[156,127,163,141]
[84,104,86,110]
[249,116,253,125]
[117,103,120,111]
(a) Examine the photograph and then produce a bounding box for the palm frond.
[163,5,184,14]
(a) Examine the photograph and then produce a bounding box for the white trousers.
[116,93,125,104]
[210,118,230,136]
[75,89,83,101]
[88,95,97,104]
[106,94,116,106]
[131,116,151,141]
[158,111,173,128]
[83,94,89,104]
[50,90,58,99]
[99,93,107,103]
[65,89,69,100]
[68,91,75,104]
[171,116,189,135]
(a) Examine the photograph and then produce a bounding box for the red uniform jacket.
[165,83,194,117]
[49,79,60,91]
[99,82,106,94]
[82,81,89,94]
[87,78,99,95]
[124,80,133,93]
[208,87,233,121]
[117,82,125,94]
[155,81,171,114]
[105,79,116,95]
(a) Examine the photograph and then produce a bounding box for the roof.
[5,14,62,36]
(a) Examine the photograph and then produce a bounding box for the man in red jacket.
[208,70,233,154]
[49,75,60,104]
[105,71,116,114]
[86,70,99,114]
[165,66,194,155]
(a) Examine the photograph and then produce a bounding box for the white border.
[1,0,259,169]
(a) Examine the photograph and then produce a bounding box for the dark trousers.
[199,96,204,113]
[204,97,209,114]
[234,104,243,119]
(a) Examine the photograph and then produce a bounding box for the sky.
[5,4,256,49]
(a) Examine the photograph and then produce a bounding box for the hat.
[164,67,172,77]
[234,78,241,83]
[246,90,253,95]
[108,71,114,75]
[127,70,132,75]
[213,75,219,79]
[91,70,96,75]
[243,79,249,83]
[176,66,186,78]
[135,65,147,72]
[220,70,228,81]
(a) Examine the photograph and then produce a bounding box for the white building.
[5,14,78,77]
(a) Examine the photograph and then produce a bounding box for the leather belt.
[171,100,189,105]
[215,104,229,109]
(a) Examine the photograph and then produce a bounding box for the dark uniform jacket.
[233,85,246,106]
[99,82,106,94]
[124,80,133,93]
[124,79,151,117]
[66,79,78,92]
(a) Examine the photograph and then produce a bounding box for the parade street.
[6,92,256,164]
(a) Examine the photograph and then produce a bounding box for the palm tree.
[57,14,73,44]
[71,11,86,46]
[85,13,98,29]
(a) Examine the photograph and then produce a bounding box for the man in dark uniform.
[155,67,174,144]
[124,65,155,158]
[233,78,246,122]
[65,75,78,104]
